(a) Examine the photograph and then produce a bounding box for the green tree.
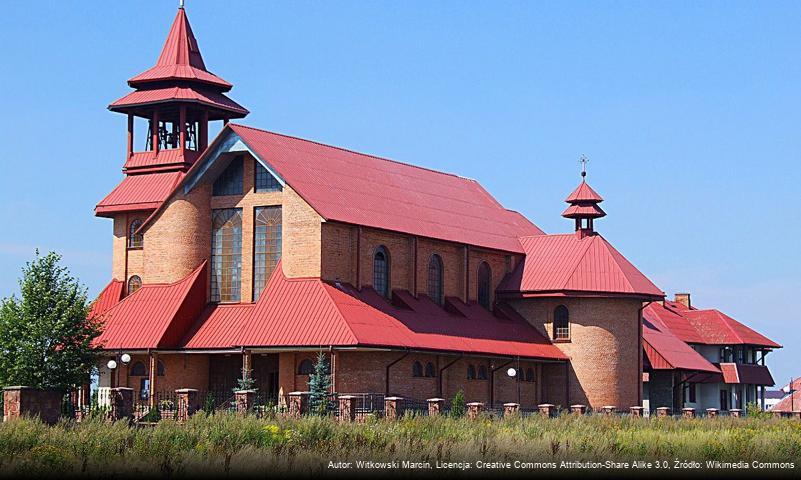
[450,390,466,417]
[0,251,102,390]
[308,352,332,415]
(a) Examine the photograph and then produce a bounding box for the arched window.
[477,262,492,309]
[525,368,535,383]
[553,305,570,341]
[427,254,444,305]
[373,246,390,298]
[424,362,436,378]
[130,361,146,376]
[157,360,165,377]
[477,365,488,380]
[467,364,476,380]
[127,275,142,296]
[210,208,243,302]
[253,206,282,301]
[412,361,423,378]
[128,219,144,249]
[297,359,314,375]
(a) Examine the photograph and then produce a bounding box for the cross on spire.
[579,155,589,178]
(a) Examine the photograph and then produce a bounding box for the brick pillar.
[466,402,484,420]
[629,406,644,417]
[538,403,556,418]
[706,408,719,418]
[176,389,199,422]
[288,391,310,418]
[235,390,255,415]
[338,395,355,422]
[729,408,743,418]
[3,387,64,425]
[570,404,587,415]
[601,405,617,415]
[427,398,445,417]
[384,397,404,420]
[655,407,671,417]
[682,407,696,418]
[110,387,134,422]
[503,403,520,417]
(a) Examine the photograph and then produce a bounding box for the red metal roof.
[95,171,184,216]
[94,263,206,350]
[642,324,719,373]
[123,149,200,173]
[225,124,543,253]
[89,280,124,319]
[561,203,606,219]
[565,180,604,203]
[644,301,780,348]
[771,391,801,412]
[182,263,567,360]
[109,87,248,116]
[497,233,664,298]
[127,7,232,91]
[719,363,775,386]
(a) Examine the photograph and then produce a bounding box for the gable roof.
[643,301,780,348]
[94,263,206,349]
[497,233,664,299]
[182,263,567,361]
[642,323,719,373]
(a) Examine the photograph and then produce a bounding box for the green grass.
[0,413,799,477]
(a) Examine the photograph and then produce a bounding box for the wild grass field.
[0,413,799,477]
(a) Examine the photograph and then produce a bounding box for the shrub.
[450,390,466,418]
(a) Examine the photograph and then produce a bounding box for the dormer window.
[428,254,444,305]
[213,156,243,196]
[128,219,144,249]
[373,246,390,298]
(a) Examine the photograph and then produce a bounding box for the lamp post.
[107,359,118,388]
[107,354,132,389]
[507,362,521,405]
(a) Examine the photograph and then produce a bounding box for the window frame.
[427,254,444,306]
[210,208,243,303]
[297,359,315,375]
[212,156,244,197]
[553,305,570,342]
[252,205,282,301]
[373,246,391,298]
[128,219,144,249]
[477,261,492,310]
[412,361,423,378]
[467,364,476,380]
[127,275,142,296]
[254,160,282,193]
[424,362,436,378]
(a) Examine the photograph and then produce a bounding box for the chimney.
[674,293,691,309]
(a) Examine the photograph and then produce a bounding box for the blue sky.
[0,1,798,384]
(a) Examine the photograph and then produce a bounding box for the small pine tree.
[450,390,466,417]
[308,352,332,416]
[0,251,102,390]
[233,368,257,392]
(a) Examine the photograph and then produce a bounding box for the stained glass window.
[255,161,282,192]
[212,156,243,196]
[211,208,242,302]
[477,262,491,309]
[427,254,444,305]
[253,206,282,301]
[128,219,143,249]
[373,246,390,298]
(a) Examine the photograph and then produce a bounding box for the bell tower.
[108,4,248,174]
[562,156,606,237]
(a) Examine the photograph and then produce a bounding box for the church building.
[91,5,777,413]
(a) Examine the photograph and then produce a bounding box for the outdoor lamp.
[120,353,131,365]
[506,367,517,378]
[107,359,117,370]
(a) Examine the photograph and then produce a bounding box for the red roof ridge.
[229,123,472,182]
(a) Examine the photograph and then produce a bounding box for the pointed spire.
[127,6,232,91]
[562,157,606,234]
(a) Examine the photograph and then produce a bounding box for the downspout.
[412,237,418,296]
[385,351,409,395]
[489,359,512,406]
[438,354,463,398]
[355,226,362,289]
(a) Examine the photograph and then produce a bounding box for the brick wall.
[511,297,643,409]
[120,354,210,398]
[282,185,322,279]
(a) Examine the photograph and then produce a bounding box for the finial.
[579,155,589,178]
[179,0,185,9]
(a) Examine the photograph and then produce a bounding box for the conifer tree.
[308,352,332,415]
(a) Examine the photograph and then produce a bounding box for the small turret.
[562,156,605,237]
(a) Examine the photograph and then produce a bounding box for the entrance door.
[720,389,729,410]
[253,354,280,400]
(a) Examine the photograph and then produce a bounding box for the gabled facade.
[642,294,780,413]
[91,5,770,414]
